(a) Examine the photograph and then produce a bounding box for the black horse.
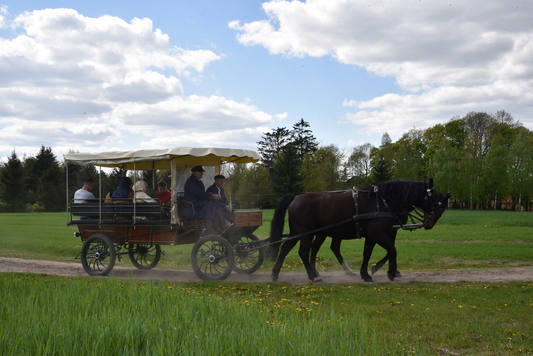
[269,178,450,282]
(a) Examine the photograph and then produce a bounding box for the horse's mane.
[376,179,426,207]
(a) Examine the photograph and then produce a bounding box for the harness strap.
[353,212,396,221]
[352,189,359,238]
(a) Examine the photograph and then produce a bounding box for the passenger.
[156,181,172,205]
[206,175,234,232]
[110,177,133,201]
[74,178,96,203]
[132,180,157,220]
[133,180,156,203]
[184,166,221,234]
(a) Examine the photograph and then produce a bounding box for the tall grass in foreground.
[2,273,533,355]
[0,273,394,356]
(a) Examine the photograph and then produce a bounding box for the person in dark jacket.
[206,175,233,232]
[184,166,220,234]
[111,177,133,201]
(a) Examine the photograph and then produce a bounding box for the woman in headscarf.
[132,180,157,220]
[133,180,156,203]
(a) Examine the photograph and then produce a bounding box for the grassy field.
[1,210,533,355]
[1,273,532,355]
[1,209,532,272]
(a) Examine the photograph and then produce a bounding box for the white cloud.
[274,112,288,120]
[231,0,533,136]
[0,8,273,160]
[111,94,272,130]
[140,126,269,149]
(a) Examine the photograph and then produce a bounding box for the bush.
[28,203,46,213]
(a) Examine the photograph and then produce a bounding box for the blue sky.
[1,0,532,161]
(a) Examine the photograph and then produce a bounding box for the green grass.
[1,273,532,355]
[0,274,395,355]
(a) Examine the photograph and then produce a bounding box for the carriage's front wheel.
[128,244,161,269]
[233,234,264,274]
[80,234,116,276]
[191,234,234,281]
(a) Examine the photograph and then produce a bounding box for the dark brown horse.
[269,178,450,282]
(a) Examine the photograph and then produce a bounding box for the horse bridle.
[421,187,448,228]
[375,185,443,229]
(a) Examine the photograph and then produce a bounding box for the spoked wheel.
[80,234,116,276]
[233,234,264,274]
[128,244,162,270]
[191,234,235,281]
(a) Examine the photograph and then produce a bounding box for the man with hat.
[184,166,221,234]
[206,174,234,232]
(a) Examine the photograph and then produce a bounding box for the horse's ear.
[427,177,434,189]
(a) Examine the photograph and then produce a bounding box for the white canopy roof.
[63,147,260,170]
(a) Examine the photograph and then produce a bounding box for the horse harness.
[243,187,435,251]
[351,186,434,239]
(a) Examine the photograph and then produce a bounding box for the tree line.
[231,112,533,211]
[1,111,532,212]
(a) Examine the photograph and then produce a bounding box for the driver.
[206,174,234,232]
[184,166,221,234]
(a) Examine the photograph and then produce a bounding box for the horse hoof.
[387,272,395,281]
[371,266,378,275]
[395,271,402,278]
[363,276,374,283]
[271,274,278,282]
[312,277,323,283]
[345,270,356,276]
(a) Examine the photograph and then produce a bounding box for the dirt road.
[2,257,533,284]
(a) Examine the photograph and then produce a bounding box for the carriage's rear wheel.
[80,234,116,276]
[233,234,264,274]
[128,244,161,270]
[191,234,234,281]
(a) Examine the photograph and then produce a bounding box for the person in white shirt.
[74,178,96,203]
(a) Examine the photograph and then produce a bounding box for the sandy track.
[2,257,533,284]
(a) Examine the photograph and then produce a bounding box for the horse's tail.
[268,194,296,261]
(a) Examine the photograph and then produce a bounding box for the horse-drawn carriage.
[66,146,450,283]
[65,147,265,281]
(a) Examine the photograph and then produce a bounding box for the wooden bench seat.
[69,202,165,225]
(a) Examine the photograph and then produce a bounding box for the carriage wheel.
[80,234,116,276]
[128,244,162,270]
[191,234,235,281]
[233,234,264,274]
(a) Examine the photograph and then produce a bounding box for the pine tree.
[0,151,26,212]
[272,144,303,194]
[369,154,393,184]
[31,146,65,211]
[290,118,318,160]
[257,127,290,174]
